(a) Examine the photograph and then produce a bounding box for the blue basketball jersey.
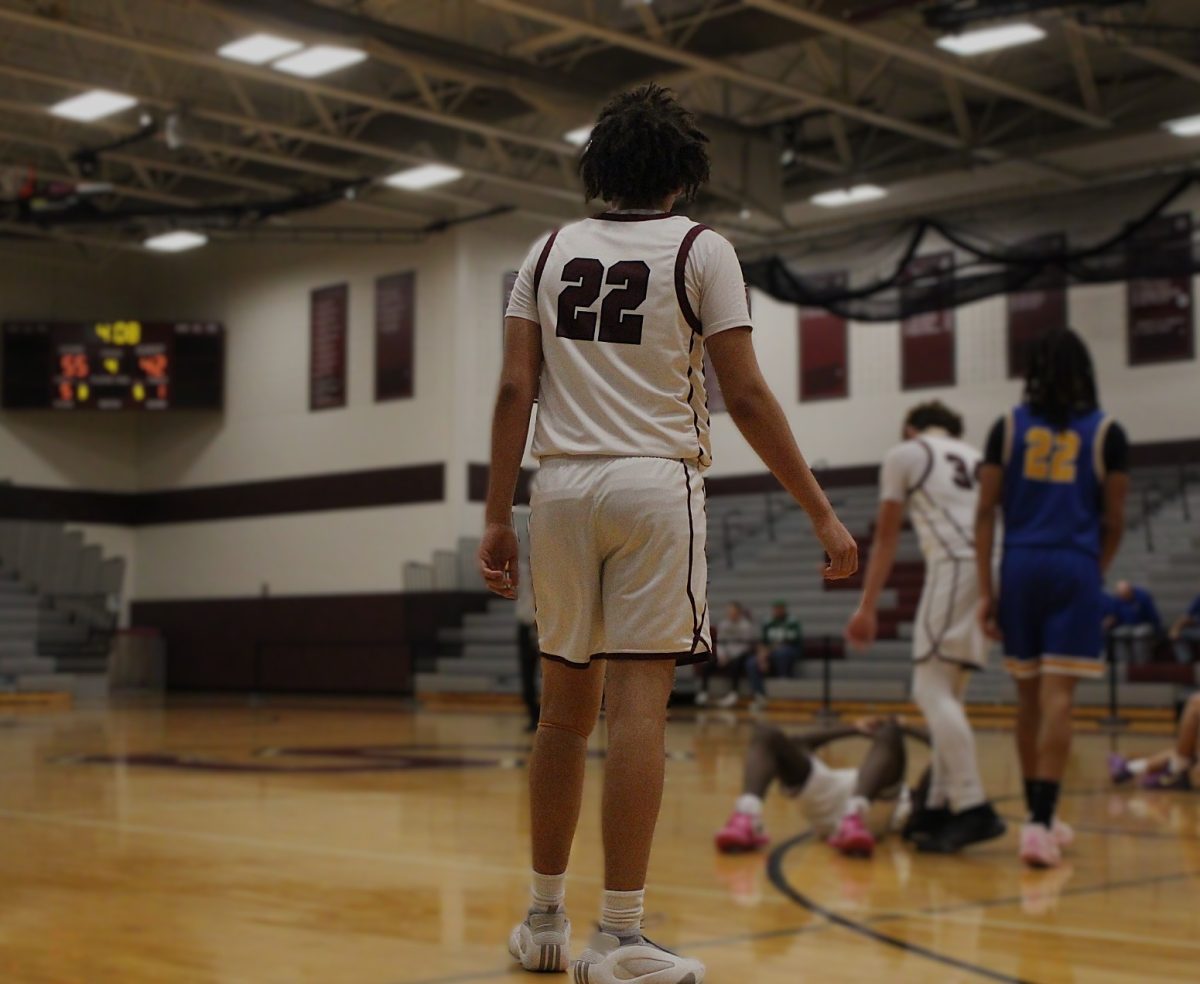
[1002,405,1110,556]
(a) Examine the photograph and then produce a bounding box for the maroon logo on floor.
[65,743,534,774]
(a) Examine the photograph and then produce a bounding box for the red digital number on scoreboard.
[139,354,168,378]
[59,353,89,379]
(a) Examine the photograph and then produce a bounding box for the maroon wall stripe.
[469,438,1200,500]
[467,463,534,505]
[675,223,710,335]
[0,463,444,526]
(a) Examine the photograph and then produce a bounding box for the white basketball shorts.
[528,455,711,667]
[913,556,988,669]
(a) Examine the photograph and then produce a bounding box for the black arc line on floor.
[766,833,1033,984]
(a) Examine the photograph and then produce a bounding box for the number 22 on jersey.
[556,259,650,345]
[1023,426,1081,483]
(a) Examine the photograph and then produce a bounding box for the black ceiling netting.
[741,173,1200,322]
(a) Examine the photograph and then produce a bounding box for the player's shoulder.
[941,433,982,459]
[686,222,735,254]
[885,437,931,463]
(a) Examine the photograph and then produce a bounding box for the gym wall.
[709,279,1200,478]
[2,216,1198,611]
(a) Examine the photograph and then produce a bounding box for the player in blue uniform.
[975,328,1129,868]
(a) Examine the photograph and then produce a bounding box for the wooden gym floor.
[0,697,1196,983]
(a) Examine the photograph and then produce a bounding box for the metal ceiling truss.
[0,0,1196,250]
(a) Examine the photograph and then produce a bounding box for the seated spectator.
[746,600,803,710]
[1104,580,1163,664]
[1108,691,1200,790]
[697,603,758,708]
[1169,592,1200,664]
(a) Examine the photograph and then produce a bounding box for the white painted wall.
[706,279,1200,477]
[132,504,452,601]
[1,214,1197,606]
[135,237,460,488]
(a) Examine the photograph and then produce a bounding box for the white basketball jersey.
[881,432,979,562]
[505,211,751,470]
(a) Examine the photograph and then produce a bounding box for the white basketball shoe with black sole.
[571,930,705,984]
[509,910,571,973]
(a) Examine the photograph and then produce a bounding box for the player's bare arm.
[846,499,905,649]
[974,463,1003,640]
[480,316,542,599]
[802,717,930,752]
[1099,470,1129,575]
[706,326,858,580]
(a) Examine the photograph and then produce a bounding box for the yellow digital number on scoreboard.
[94,320,143,346]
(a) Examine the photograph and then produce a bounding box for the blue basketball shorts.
[998,546,1105,680]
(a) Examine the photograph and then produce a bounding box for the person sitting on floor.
[1168,592,1200,665]
[1109,691,1200,790]
[714,716,1003,858]
[1104,580,1163,664]
[697,602,758,708]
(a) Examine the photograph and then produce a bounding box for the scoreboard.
[2,320,224,411]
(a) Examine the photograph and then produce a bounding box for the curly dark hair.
[578,84,711,208]
[1024,327,1098,428]
[904,400,964,438]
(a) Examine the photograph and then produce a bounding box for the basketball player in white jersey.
[480,85,857,984]
[845,402,1005,853]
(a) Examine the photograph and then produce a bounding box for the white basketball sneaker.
[509,910,571,973]
[571,930,705,984]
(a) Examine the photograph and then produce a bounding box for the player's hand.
[813,513,858,581]
[479,522,519,599]
[845,606,877,651]
[977,596,1002,641]
[854,715,884,735]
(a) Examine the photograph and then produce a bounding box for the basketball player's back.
[527,211,746,469]
[905,430,981,563]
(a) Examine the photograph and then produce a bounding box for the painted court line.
[768,833,1031,984]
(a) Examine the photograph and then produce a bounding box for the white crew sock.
[600,889,645,936]
[1127,759,1149,776]
[844,795,870,819]
[1168,753,1189,774]
[531,870,566,913]
[736,793,764,817]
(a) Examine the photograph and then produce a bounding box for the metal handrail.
[721,510,744,569]
[1142,485,1155,553]
[1180,456,1192,522]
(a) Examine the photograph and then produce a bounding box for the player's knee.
[537,716,595,741]
[752,723,787,751]
[876,716,902,741]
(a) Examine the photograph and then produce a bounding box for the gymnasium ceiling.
[1,0,1199,252]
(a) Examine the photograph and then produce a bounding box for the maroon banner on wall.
[1007,234,1067,379]
[309,283,348,412]
[375,272,415,401]
[900,253,955,390]
[798,272,848,402]
[1127,213,1195,366]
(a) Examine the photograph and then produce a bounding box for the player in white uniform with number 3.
[846,402,1006,854]
[480,85,858,984]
